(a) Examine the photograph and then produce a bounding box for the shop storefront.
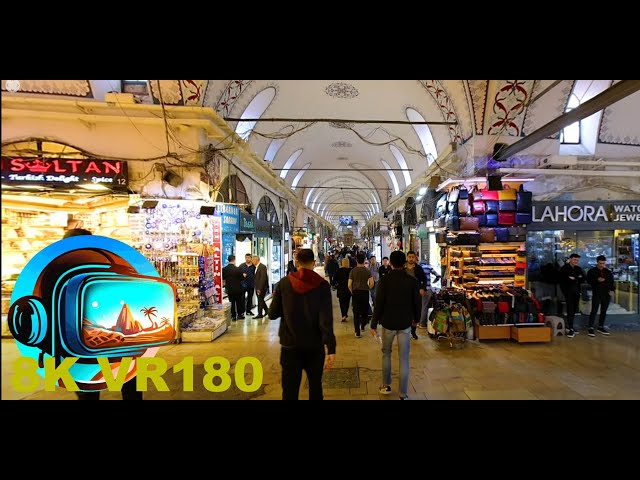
[1,154,131,337]
[217,203,240,267]
[237,213,255,261]
[271,224,283,290]
[528,200,640,324]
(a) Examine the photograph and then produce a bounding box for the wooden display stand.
[475,324,512,340]
[510,325,551,343]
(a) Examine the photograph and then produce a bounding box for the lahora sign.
[1,157,129,187]
[531,200,640,230]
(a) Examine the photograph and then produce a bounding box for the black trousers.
[338,296,351,318]
[76,378,142,400]
[229,291,245,319]
[352,290,370,334]
[589,291,611,328]
[562,289,580,329]
[256,292,268,316]
[280,346,325,400]
[244,287,255,313]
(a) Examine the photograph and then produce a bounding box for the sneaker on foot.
[355,333,361,338]
[566,329,575,338]
[411,332,418,340]
[379,385,391,395]
[597,326,610,335]
[588,328,596,337]
[399,395,409,400]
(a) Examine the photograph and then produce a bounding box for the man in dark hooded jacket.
[268,248,336,400]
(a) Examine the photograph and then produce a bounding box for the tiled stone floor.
[3,284,640,400]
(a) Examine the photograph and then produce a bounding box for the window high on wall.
[121,80,149,96]
[561,93,581,144]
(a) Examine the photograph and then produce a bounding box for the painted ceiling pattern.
[486,80,535,136]
[440,80,474,141]
[148,80,207,106]
[418,80,463,143]
[598,84,640,146]
[467,80,489,135]
[215,80,253,117]
[2,80,91,97]
[521,80,574,139]
[325,82,359,99]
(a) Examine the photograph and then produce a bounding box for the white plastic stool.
[545,316,565,337]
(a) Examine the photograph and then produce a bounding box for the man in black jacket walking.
[559,253,585,337]
[268,248,336,400]
[370,250,421,400]
[586,255,614,336]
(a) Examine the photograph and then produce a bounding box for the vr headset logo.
[8,235,177,391]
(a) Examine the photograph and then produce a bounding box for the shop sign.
[240,214,255,232]
[212,216,223,305]
[217,203,240,233]
[255,218,271,238]
[222,233,235,267]
[532,201,640,228]
[1,156,128,187]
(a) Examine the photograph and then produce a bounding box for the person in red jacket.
[268,248,336,400]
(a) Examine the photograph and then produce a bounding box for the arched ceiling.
[4,80,640,228]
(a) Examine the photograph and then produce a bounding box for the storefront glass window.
[272,240,282,289]
[528,229,639,316]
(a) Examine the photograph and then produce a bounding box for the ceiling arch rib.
[235,87,276,140]
[310,188,380,220]
[291,163,311,190]
[406,107,439,167]
[310,189,375,214]
[381,160,400,195]
[280,148,304,180]
[303,174,384,211]
[389,144,412,188]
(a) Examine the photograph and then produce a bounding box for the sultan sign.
[531,201,640,229]
[1,157,128,187]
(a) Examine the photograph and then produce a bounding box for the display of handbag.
[435,230,447,244]
[436,193,448,219]
[434,216,446,228]
[515,212,532,224]
[495,227,509,242]
[458,187,469,200]
[508,226,527,242]
[446,214,460,231]
[459,216,480,231]
[497,185,517,200]
[486,214,498,226]
[457,232,481,245]
[485,200,499,213]
[458,198,469,215]
[472,201,485,215]
[516,184,533,212]
[498,212,516,225]
[449,308,466,333]
[448,187,460,203]
[479,227,496,243]
[498,200,517,211]
[480,189,499,201]
[445,232,458,245]
[432,308,450,333]
[476,213,487,226]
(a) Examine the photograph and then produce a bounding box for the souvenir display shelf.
[128,200,218,342]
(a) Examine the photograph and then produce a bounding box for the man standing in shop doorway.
[240,253,256,316]
[253,255,269,319]
[404,251,428,340]
[559,253,585,338]
[268,248,336,400]
[222,255,245,321]
[586,255,614,337]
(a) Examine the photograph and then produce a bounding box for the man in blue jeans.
[370,250,421,400]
